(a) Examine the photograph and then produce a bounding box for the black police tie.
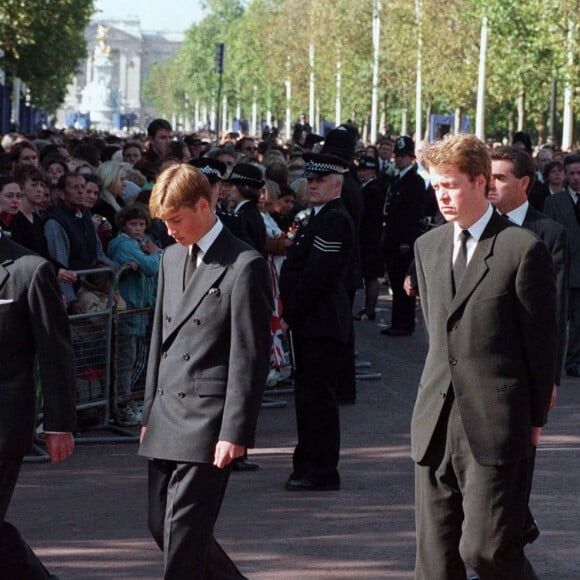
[453,230,470,294]
[183,244,199,290]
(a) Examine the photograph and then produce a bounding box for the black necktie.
[453,230,470,293]
[575,193,580,224]
[183,244,199,290]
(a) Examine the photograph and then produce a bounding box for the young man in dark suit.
[0,232,76,578]
[412,134,557,579]
[139,164,272,579]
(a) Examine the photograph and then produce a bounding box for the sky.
[94,0,206,32]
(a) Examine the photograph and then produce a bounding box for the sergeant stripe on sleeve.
[313,235,342,253]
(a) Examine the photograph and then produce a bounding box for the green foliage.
[0,0,94,112]
[142,0,580,143]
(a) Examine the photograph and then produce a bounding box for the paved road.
[8,292,580,579]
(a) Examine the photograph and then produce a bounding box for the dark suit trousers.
[566,288,580,370]
[292,335,342,483]
[0,458,21,521]
[1,458,54,579]
[385,250,416,332]
[148,459,246,580]
[414,395,537,580]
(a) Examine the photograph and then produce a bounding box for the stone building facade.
[57,19,183,130]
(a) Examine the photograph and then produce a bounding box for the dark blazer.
[279,197,355,344]
[527,180,550,212]
[139,226,273,464]
[382,166,426,253]
[359,177,386,278]
[412,212,557,466]
[0,235,76,458]
[544,190,580,288]
[235,200,266,253]
[522,206,569,384]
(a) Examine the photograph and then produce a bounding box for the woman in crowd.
[83,173,114,252]
[544,159,566,195]
[122,142,143,166]
[95,160,127,235]
[0,176,22,230]
[42,155,68,208]
[227,163,268,253]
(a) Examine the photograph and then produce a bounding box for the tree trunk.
[454,107,462,135]
[517,86,525,132]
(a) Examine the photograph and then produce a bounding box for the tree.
[0,0,94,112]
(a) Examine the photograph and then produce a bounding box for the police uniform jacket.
[382,166,426,253]
[279,197,354,344]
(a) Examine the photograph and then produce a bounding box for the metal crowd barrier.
[70,265,139,444]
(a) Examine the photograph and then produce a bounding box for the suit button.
[192,319,201,325]
[440,391,446,398]
[183,354,190,361]
[165,315,172,323]
[178,392,185,399]
[157,388,164,395]
[449,358,457,366]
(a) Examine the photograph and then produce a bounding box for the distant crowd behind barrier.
[1,121,579,439]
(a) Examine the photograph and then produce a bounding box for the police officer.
[381,136,426,336]
[280,153,355,491]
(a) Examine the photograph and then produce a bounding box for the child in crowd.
[107,203,161,425]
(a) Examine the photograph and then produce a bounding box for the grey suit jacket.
[544,190,580,288]
[412,212,557,466]
[0,235,76,458]
[139,227,273,463]
[523,206,569,384]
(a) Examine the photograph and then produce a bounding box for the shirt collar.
[192,217,223,259]
[399,165,413,179]
[234,199,251,213]
[454,203,493,243]
[313,196,340,215]
[503,200,528,226]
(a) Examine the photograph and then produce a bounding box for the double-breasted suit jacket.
[412,212,557,467]
[0,235,76,459]
[139,227,273,464]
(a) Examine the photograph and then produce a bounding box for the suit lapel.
[0,238,13,292]
[166,230,230,338]
[0,264,9,293]
[448,214,500,319]
[429,225,455,310]
[558,193,578,232]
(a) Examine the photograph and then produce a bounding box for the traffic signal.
[215,43,225,74]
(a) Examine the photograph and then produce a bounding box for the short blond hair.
[425,134,491,189]
[149,163,211,219]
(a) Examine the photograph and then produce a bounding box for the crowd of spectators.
[0,121,578,428]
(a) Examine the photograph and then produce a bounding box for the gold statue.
[94,24,111,59]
